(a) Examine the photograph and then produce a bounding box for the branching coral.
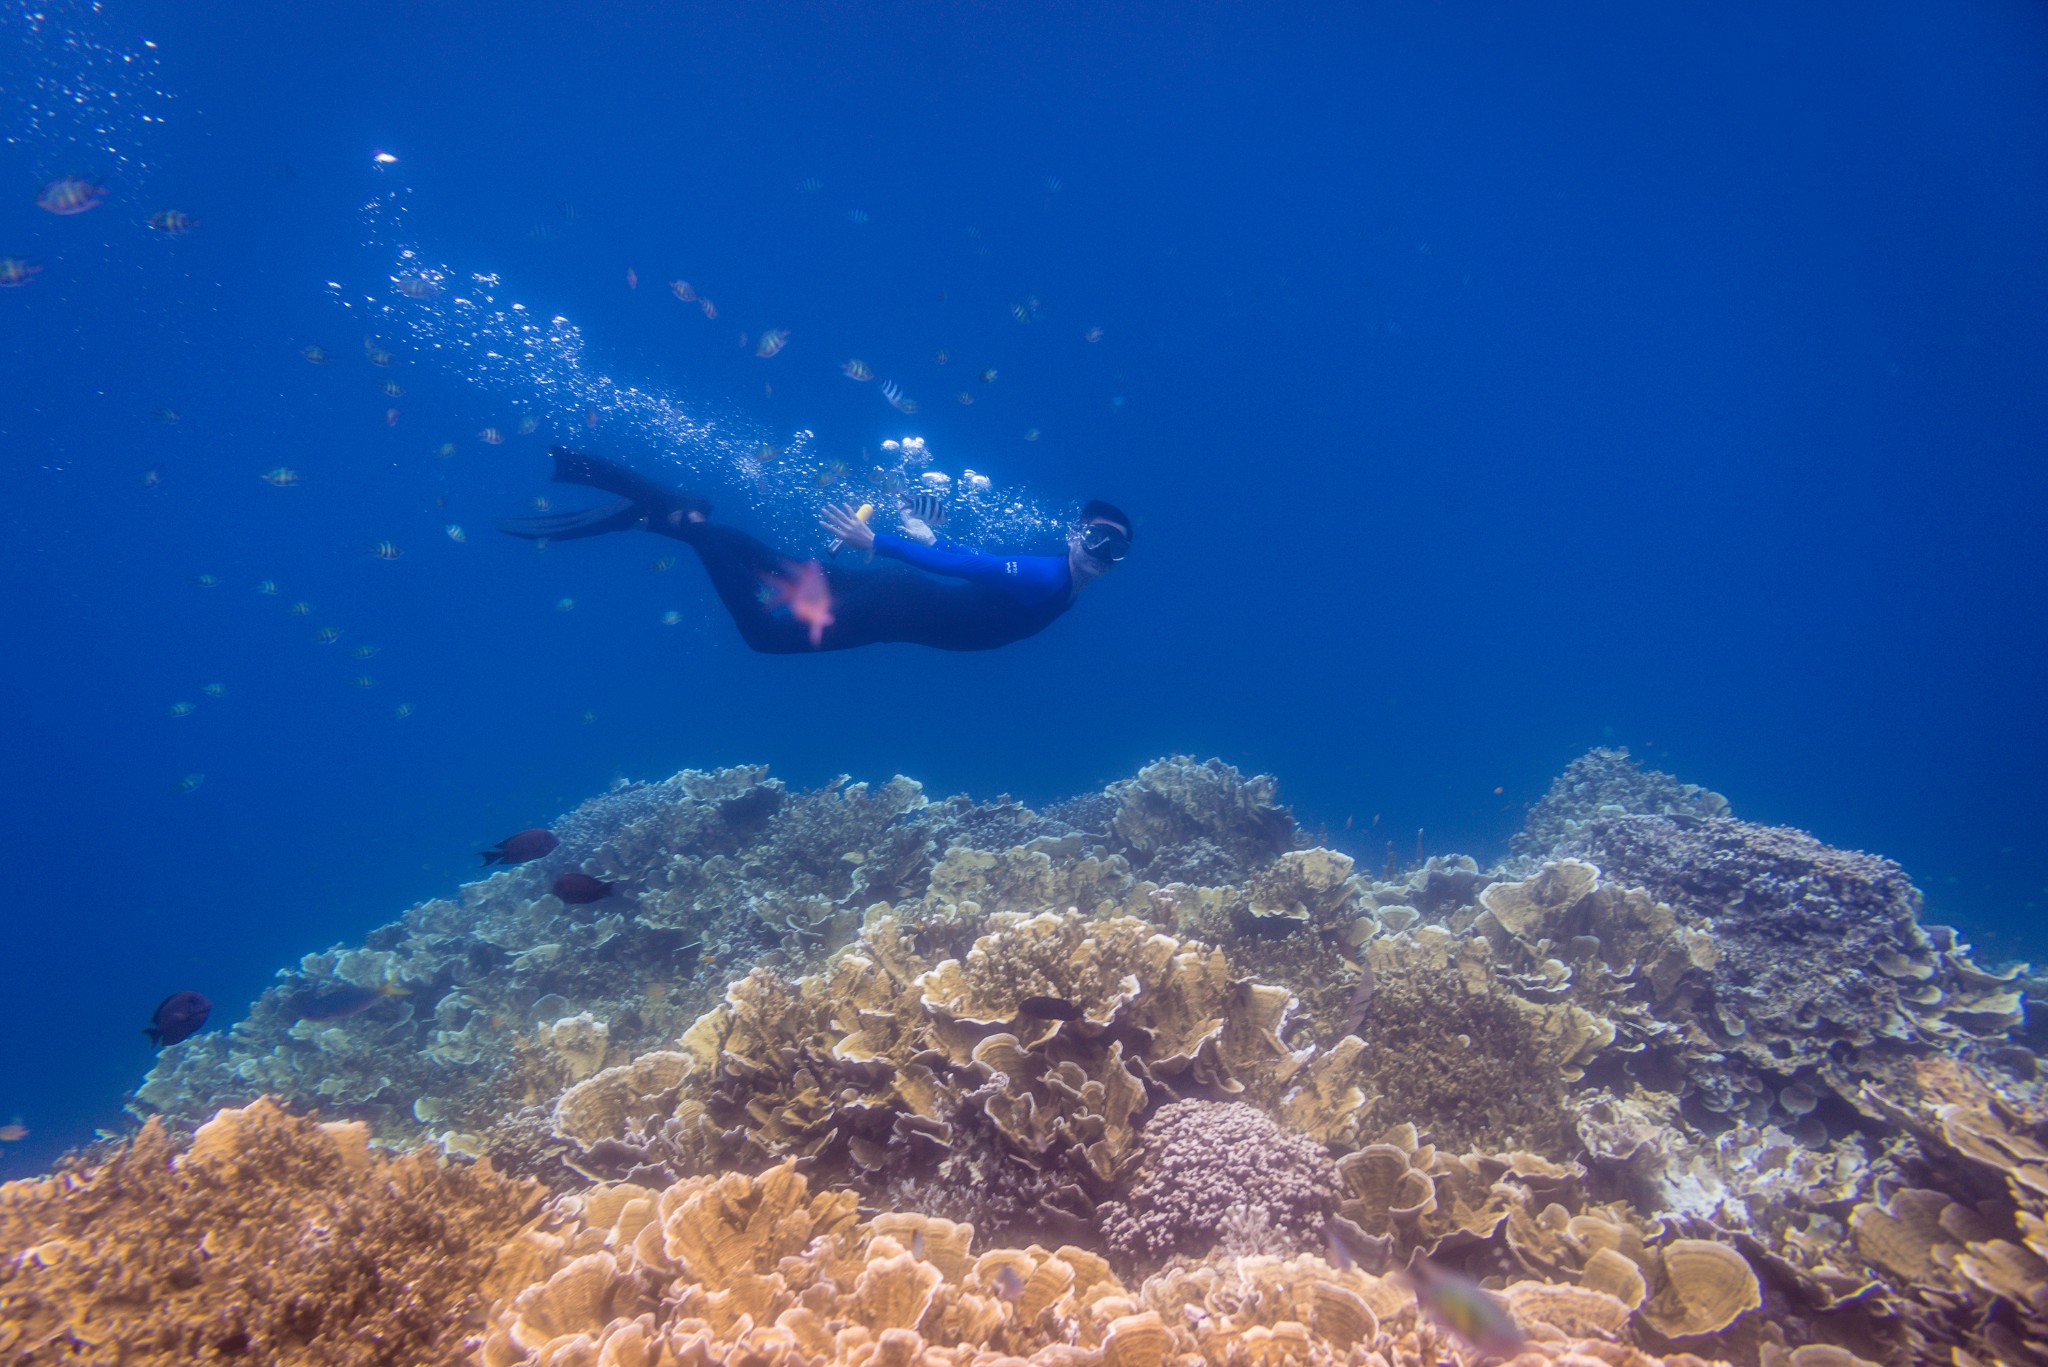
[0,1098,540,1366]
[1096,1099,1338,1269]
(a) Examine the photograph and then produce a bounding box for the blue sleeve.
[873,533,1070,601]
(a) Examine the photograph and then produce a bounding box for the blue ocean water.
[2,0,2043,1178]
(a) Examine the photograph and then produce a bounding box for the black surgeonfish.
[481,828,559,866]
[145,990,213,1046]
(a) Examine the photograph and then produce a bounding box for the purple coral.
[1572,814,1931,1048]
[1097,1099,1337,1267]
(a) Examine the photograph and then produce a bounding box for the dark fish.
[289,982,405,1023]
[145,991,213,1046]
[481,828,559,866]
[552,872,616,905]
[1340,962,1376,1036]
[1020,994,1083,1021]
[900,491,948,525]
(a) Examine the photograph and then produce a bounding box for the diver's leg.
[685,524,816,653]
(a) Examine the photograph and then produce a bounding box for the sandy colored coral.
[0,1098,539,1366]
[479,1160,1737,1367]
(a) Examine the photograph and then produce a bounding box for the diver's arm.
[871,533,1035,585]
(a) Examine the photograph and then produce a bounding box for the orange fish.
[761,560,835,647]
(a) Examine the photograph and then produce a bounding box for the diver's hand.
[819,502,875,552]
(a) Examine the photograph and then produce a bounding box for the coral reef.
[0,1098,539,1365]
[1096,1099,1338,1268]
[60,750,2032,1367]
[1513,747,1731,861]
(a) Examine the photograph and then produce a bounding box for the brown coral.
[0,1097,540,1366]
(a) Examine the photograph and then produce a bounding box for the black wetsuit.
[497,447,1078,654]
[672,522,1075,654]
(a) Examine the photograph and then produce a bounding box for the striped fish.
[900,491,947,526]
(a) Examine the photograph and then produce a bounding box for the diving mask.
[1077,521,1130,565]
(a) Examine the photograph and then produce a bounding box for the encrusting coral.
[0,1097,540,1365]
[58,750,2033,1367]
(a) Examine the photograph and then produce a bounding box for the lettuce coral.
[0,1097,539,1365]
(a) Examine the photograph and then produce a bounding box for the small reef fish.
[139,469,162,488]
[625,268,638,289]
[313,626,341,644]
[1405,1259,1525,1358]
[288,600,313,616]
[580,710,597,724]
[799,176,824,192]
[436,442,458,457]
[700,298,718,320]
[1084,326,1104,342]
[847,208,869,225]
[531,496,551,511]
[551,873,616,905]
[370,540,402,560]
[255,580,278,595]
[1023,428,1041,441]
[0,1120,26,1143]
[152,406,181,423]
[0,257,43,287]
[260,467,301,487]
[385,407,400,427]
[754,330,790,358]
[760,559,835,647]
[842,359,873,381]
[202,683,225,698]
[980,368,997,383]
[479,427,505,444]
[932,349,949,365]
[880,380,917,414]
[166,701,195,718]
[175,773,205,794]
[286,981,408,1024]
[36,178,105,215]
[660,610,681,625]
[517,415,540,435]
[956,391,973,405]
[145,991,213,1047]
[901,491,947,526]
[350,644,379,658]
[480,828,559,866]
[147,209,195,235]
[585,407,599,429]
[192,574,220,588]
[445,524,466,543]
[301,345,332,364]
[555,597,575,612]
[350,675,376,689]
[669,280,697,302]
[651,557,676,572]
[1011,303,1033,323]
[380,381,404,397]
[392,702,413,718]
[394,272,440,299]
[364,340,394,366]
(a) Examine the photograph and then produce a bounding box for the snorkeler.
[498,447,1130,653]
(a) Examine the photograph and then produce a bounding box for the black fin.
[549,446,710,518]
[497,497,646,541]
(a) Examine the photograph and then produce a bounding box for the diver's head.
[1068,499,1132,585]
